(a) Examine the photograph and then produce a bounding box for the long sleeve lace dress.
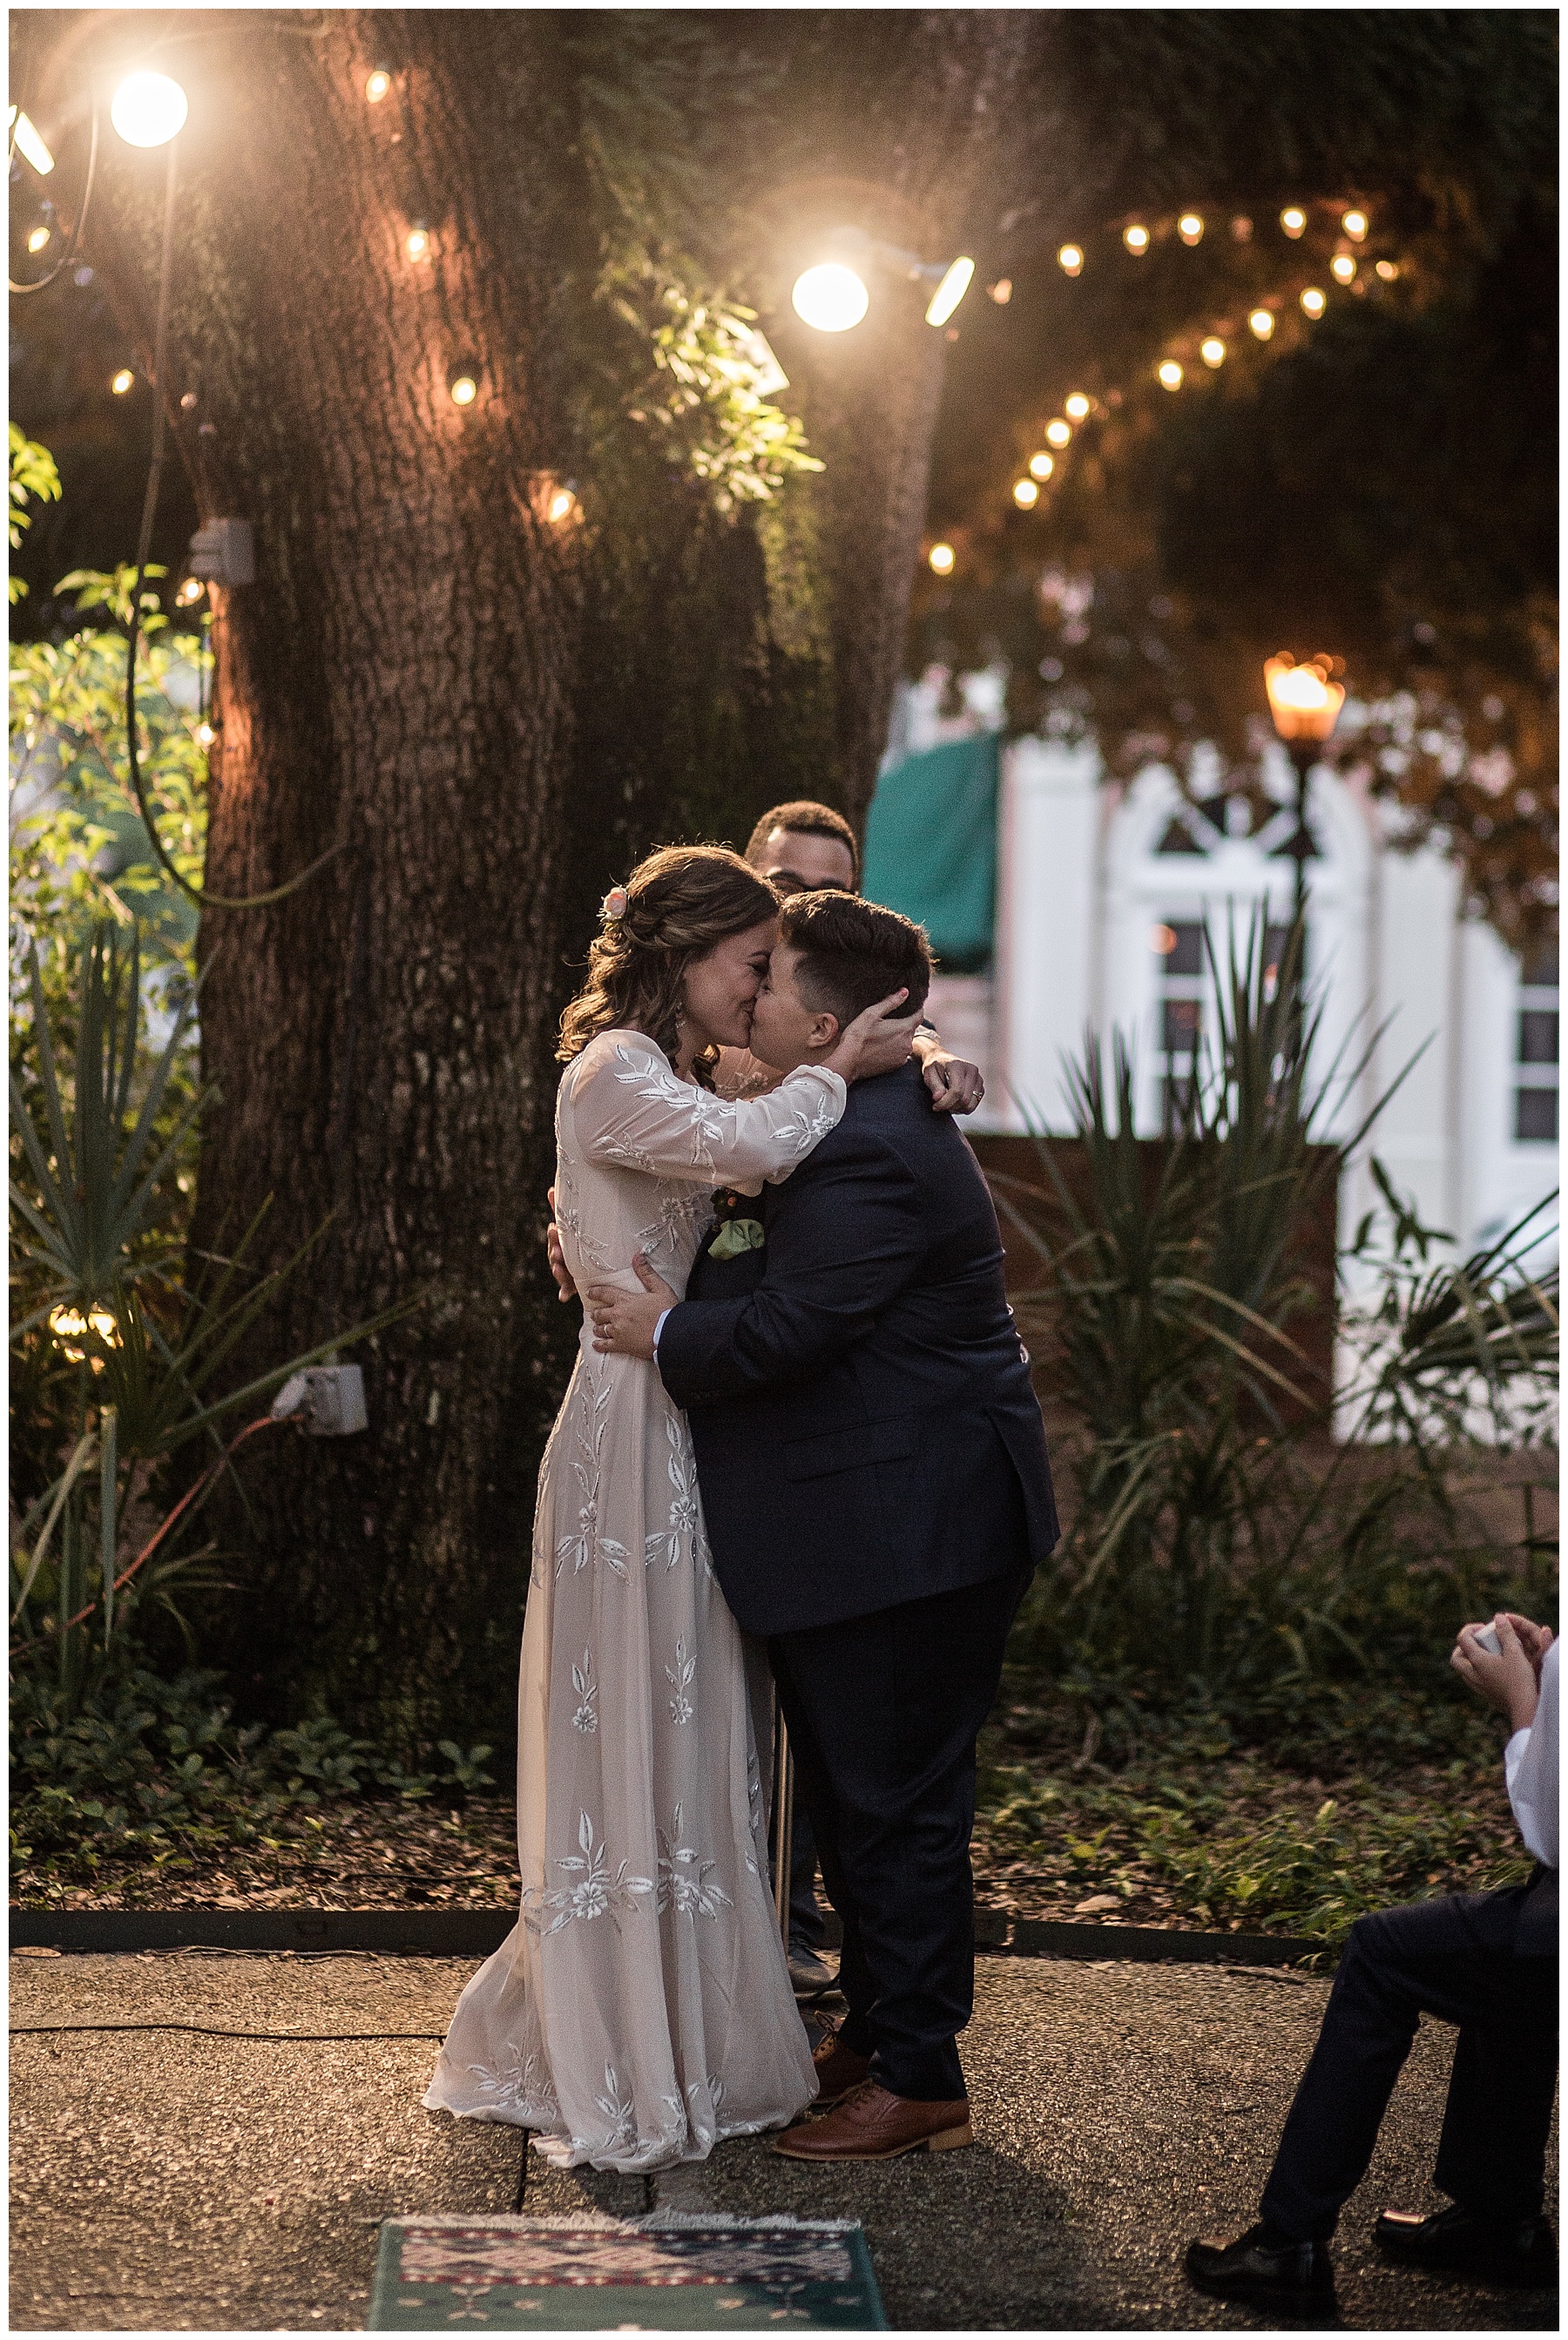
[423,1031,841,2170]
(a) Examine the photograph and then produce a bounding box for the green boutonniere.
[707,1185,766,1261]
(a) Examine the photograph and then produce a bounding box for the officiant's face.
[680,916,780,1054]
[747,943,840,1072]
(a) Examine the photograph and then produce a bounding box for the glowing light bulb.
[989,277,1012,304]
[791,262,869,334]
[1123,224,1150,254]
[195,720,215,747]
[406,225,430,261]
[1177,213,1204,246]
[547,490,577,525]
[1045,418,1071,449]
[1248,308,1274,341]
[1280,207,1307,239]
[1013,477,1039,509]
[111,71,188,149]
[1301,286,1326,318]
[175,577,204,606]
[10,109,55,175]
[449,372,478,406]
[1330,253,1355,283]
[1157,360,1183,390]
[365,68,392,103]
[928,542,955,576]
[1064,393,1090,421]
[27,225,50,253]
[1375,259,1399,281]
[1200,337,1226,368]
[1028,451,1055,480]
[111,367,135,395]
[1342,210,1368,240]
[925,255,974,328]
[1057,244,1083,276]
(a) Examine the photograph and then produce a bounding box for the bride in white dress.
[424,844,911,2171]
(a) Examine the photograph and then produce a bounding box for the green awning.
[861,732,998,973]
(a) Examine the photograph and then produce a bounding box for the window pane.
[1162,998,1201,1051]
[1163,922,1204,977]
[1515,1087,1558,1143]
[1517,1011,1558,1065]
[1521,944,1559,989]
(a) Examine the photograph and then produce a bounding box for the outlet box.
[271,1364,368,1436]
[187,517,255,585]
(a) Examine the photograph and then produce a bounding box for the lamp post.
[1263,653,1345,923]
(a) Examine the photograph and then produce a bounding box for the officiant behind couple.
[423,838,1057,2171]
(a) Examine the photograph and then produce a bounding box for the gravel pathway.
[10,1950,1555,2331]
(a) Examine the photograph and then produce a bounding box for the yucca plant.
[10,923,409,1711]
[998,911,1409,1692]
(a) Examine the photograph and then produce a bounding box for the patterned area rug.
[368,2214,888,2330]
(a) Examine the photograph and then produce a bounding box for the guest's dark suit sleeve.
[659,1126,921,1405]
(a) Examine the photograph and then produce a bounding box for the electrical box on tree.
[186,517,255,585]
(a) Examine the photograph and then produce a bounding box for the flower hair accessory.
[600,886,629,923]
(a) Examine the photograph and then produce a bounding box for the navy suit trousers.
[768,1551,1032,2101]
[1260,1879,1558,2242]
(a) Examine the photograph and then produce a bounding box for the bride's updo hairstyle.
[557,844,781,1082]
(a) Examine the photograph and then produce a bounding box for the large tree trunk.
[23,7,1035,1743]
[52,9,590,1738]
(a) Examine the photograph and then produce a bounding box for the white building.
[883,675,1558,1270]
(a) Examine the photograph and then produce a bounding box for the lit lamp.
[1264,653,1345,916]
[110,71,188,148]
[790,229,976,335]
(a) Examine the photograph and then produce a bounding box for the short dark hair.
[744,800,859,883]
[778,891,932,1030]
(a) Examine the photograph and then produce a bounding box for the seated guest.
[1186,1612,1558,2306]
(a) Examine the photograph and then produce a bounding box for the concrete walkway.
[10,1951,1556,2331]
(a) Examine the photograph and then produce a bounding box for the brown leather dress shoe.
[773,2080,972,2162]
[809,2024,874,2108]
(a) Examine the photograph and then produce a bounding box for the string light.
[405,224,430,260]
[1057,244,1083,276]
[111,367,135,394]
[1200,337,1225,368]
[175,578,205,607]
[791,261,868,334]
[1248,308,1274,340]
[1028,451,1055,480]
[365,68,392,102]
[1331,254,1356,283]
[110,71,188,149]
[1375,259,1399,281]
[195,721,215,747]
[1012,478,1039,509]
[1123,225,1150,254]
[1064,393,1090,421]
[988,278,1012,305]
[448,368,479,406]
[26,226,50,253]
[10,107,55,175]
[928,542,955,576]
[1157,359,1183,390]
[1280,207,1307,239]
[1301,286,1326,318]
[545,487,579,526]
[1342,209,1368,240]
[1177,213,1204,245]
[1044,418,1071,449]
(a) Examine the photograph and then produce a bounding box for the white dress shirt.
[1504,1638,1558,1870]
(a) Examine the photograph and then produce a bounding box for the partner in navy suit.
[588,892,1058,2160]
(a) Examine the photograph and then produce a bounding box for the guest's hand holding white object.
[1451,1613,1551,1734]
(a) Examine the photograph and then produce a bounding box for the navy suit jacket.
[658,1062,1059,1634]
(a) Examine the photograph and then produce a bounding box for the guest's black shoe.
[1375,2205,1558,2287]
[1186,2222,1334,2306]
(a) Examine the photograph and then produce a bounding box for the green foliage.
[625,279,821,513]
[9,423,61,602]
[1003,911,1557,1711]
[10,559,210,966]
[10,1658,496,1886]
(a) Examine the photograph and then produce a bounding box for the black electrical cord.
[8,91,98,295]
[123,141,349,913]
[10,2022,447,2040]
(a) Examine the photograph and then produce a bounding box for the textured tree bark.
[45,10,590,1736]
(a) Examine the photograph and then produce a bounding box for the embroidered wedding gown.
[424,1031,841,2170]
